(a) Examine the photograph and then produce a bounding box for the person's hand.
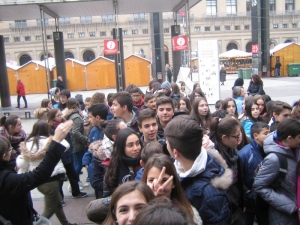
[148,167,173,196]
[53,120,73,143]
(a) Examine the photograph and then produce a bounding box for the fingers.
[160,176,173,191]
[53,120,73,143]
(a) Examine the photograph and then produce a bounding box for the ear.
[253,133,259,140]
[122,105,128,111]
[286,135,293,143]
[96,115,101,121]
[140,160,144,167]
[173,149,180,159]
[221,134,228,142]
[138,125,143,133]
[272,112,277,119]
[111,134,117,141]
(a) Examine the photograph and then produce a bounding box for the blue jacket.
[241,117,254,138]
[233,96,244,114]
[135,167,144,181]
[177,149,232,225]
[106,105,114,121]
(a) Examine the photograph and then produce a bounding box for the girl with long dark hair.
[247,74,265,96]
[239,101,260,138]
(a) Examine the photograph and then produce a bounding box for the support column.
[261,0,270,77]
[171,25,181,82]
[53,32,67,88]
[113,28,126,91]
[0,36,11,107]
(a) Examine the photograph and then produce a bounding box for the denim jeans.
[73,150,85,180]
[275,68,280,77]
[17,95,27,107]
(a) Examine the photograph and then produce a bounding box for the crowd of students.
[1,74,300,225]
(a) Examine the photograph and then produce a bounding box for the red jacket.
[17,82,26,96]
[134,98,144,111]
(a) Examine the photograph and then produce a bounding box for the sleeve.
[242,120,253,138]
[258,85,265,95]
[82,151,93,166]
[253,154,296,215]
[71,117,88,144]
[92,157,105,192]
[16,154,30,174]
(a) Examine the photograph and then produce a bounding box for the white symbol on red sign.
[252,44,259,54]
[173,36,188,51]
[104,39,118,55]
[177,37,186,46]
[107,41,116,50]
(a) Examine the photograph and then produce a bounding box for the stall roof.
[270,42,300,55]
[219,49,252,59]
[0,0,201,21]
[125,54,151,63]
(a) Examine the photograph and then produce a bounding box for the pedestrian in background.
[56,76,65,91]
[275,59,282,78]
[16,79,28,108]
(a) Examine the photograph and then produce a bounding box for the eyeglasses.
[131,94,141,98]
[230,135,240,141]
[8,147,13,153]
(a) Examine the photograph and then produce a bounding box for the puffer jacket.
[33,107,49,120]
[65,109,88,153]
[247,83,265,96]
[17,136,69,179]
[253,132,300,225]
[177,148,232,225]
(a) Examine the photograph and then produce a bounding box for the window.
[80,16,92,24]
[246,0,251,13]
[225,25,231,30]
[59,17,70,25]
[164,28,169,33]
[4,37,9,42]
[234,25,240,30]
[270,0,276,11]
[132,29,138,35]
[206,0,217,16]
[133,13,146,21]
[273,24,278,28]
[292,23,297,28]
[215,26,220,31]
[142,29,148,34]
[194,27,200,32]
[244,25,250,30]
[25,36,31,41]
[122,30,128,35]
[47,35,52,40]
[14,37,20,42]
[68,33,74,38]
[89,31,96,37]
[102,15,113,22]
[15,20,27,28]
[282,24,288,28]
[79,32,85,38]
[36,35,42,41]
[226,0,237,15]
[205,27,210,31]
[285,0,294,12]
[100,31,106,36]
[36,18,48,26]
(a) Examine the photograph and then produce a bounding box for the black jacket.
[56,79,64,91]
[247,83,265,96]
[0,141,66,225]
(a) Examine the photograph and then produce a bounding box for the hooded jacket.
[17,81,26,96]
[33,107,49,121]
[176,148,232,225]
[125,106,139,133]
[253,132,300,225]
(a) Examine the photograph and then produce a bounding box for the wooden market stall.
[219,49,252,73]
[6,63,19,95]
[270,42,300,77]
[124,55,150,86]
[86,56,116,90]
[53,59,87,91]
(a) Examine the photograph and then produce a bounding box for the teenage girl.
[222,98,239,118]
[253,95,268,123]
[190,97,211,134]
[239,101,260,138]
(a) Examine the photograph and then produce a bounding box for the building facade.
[0,0,299,67]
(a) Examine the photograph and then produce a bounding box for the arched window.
[226,42,238,51]
[83,50,95,62]
[284,39,293,43]
[246,42,252,52]
[65,51,74,59]
[19,54,32,66]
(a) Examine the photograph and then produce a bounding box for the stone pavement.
[1,74,299,225]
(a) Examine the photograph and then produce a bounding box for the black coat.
[0,141,66,225]
[56,79,65,91]
[247,83,265,96]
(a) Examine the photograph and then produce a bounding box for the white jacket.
[17,136,69,177]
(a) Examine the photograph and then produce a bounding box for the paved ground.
[0,74,299,225]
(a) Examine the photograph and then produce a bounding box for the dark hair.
[142,154,194,220]
[0,115,19,130]
[60,89,71,99]
[261,94,271,103]
[133,197,194,225]
[210,117,240,155]
[47,108,65,129]
[189,88,206,103]
[250,122,269,139]
[253,95,267,116]
[233,78,244,87]
[88,103,108,120]
[212,109,227,118]
[156,96,174,110]
[103,181,155,225]
[105,128,142,192]
[0,136,11,159]
[130,87,143,95]
[272,101,292,116]
[244,101,259,122]
[54,87,60,95]
[124,84,137,94]
[215,100,223,110]
[193,83,200,91]
[190,97,211,129]
[151,82,161,93]
[251,74,263,85]
[277,118,300,141]
[25,120,50,150]
[140,142,163,164]
[85,97,91,102]
[91,92,106,105]
[100,118,125,141]
[144,93,155,103]
[107,93,115,107]
[222,98,238,117]
[171,83,180,95]
[41,99,50,108]
[66,97,79,109]
[165,117,204,160]
[111,91,133,112]
[148,80,158,90]
[291,100,300,120]
[137,108,157,127]
[179,97,192,113]
[232,86,244,99]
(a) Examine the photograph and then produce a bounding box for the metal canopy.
[0,0,200,20]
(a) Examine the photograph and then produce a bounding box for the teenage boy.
[164,116,232,225]
[156,96,174,139]
[110,91,139,132]
[82,97,92,122]
[238,122,270,225]
[269,101,292,132]
[141,93,156,110]
[130,87,144,111]
[58,89,71,113]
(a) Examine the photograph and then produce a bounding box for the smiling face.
[115,190,147,225]
[124,134,141,158]
[156,103,174,125]
[198,100,208,117]
[139,117,158,142]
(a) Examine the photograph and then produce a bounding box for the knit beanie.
[161,81,171,91]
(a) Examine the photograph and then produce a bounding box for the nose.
[128,209,136,222]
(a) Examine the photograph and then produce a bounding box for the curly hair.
[291,100,300,120]
[90,92,106,105]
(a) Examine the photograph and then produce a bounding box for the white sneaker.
[78,181,89,188]
[68,184,83,192]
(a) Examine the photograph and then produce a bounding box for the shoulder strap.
[271,152,288,190]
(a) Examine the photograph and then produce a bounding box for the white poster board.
[197,40,220,104]
[176,67,193,95]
